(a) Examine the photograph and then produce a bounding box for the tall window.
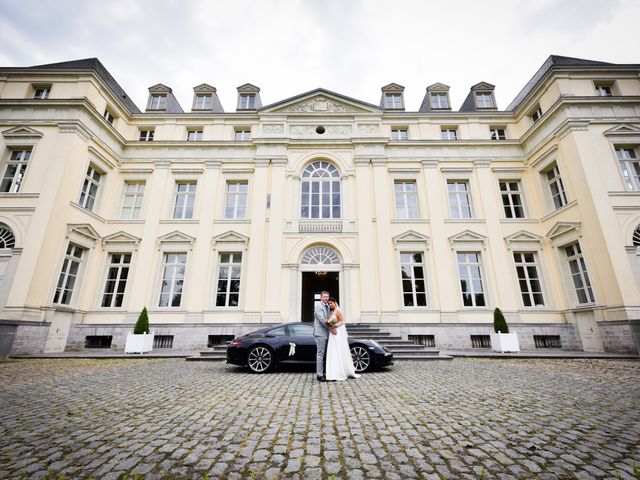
[173,182,196,219]
[139,129,154,141]
[101,253,131,308]
[239,94,255,109]
[53,244,84,305]
[447,181,472,219]
[300,161,341,219]
[394,181,418,219]
[400,253,427,307]
[391,128,408,141]
[216,252,242,307]
[430,93,448,109]
[1,149,31,193]
[457,252,486,307]
[513,252,545,307]
[441,128,457,140]
[499,181,525,219]
[545,164,568,209]
[79,165,102,212]
[565,242,595,304]
[159,253,186,307]
[194,94,212,110]
[224,181,248,219]
[149,95,167,110]
[475,92,493,108]
[234,129,251,141]
[187,130,203,141]
[490,127,506,140]
[385,93,402,109]
[615,146,640,191]
[120,182,145,220]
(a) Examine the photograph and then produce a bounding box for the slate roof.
[17,58,141,114]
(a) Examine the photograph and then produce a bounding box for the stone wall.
[598,320,639,354]
[7,321,49,355]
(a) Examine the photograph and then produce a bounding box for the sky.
[0,0,639,112]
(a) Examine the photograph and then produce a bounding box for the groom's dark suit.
[313,301,330,378]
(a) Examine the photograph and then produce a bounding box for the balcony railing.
[299,219,343,233]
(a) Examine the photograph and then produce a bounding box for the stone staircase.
[188,345,227,361]
[346,324,452,361]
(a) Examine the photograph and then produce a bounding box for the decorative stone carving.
[358,124,379,135]
[289,125,353,137]
[263,124,284,134]
[282,96,362,113]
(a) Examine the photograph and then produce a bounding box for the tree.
[133,307,150,334]
[493,307,509,334]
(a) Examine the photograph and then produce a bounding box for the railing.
[299,219,343,233]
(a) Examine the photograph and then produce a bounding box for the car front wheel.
[350,345,371,373]
[247,345,274,373]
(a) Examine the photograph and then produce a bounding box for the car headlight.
[369,340,383,350]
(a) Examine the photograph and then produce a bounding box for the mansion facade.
[0,55,639,355]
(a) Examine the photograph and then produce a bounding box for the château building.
[0,55,639,355]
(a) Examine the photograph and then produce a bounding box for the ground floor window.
[565,242,595,304]
[399,252,427,307]
[53,244,85,305]
[457,252,486,307]
[159,253,187,307]
[216,252,242,307]
[101,253,131,308]
[513,252,545,307]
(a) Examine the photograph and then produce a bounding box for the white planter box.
[490,332,520,353]
[125,332,154,354]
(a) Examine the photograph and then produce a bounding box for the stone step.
[393,354,453,361]
[186,354,226,361]
[382,345,439,351]
[386,349,441,356]
[200,349,227,356]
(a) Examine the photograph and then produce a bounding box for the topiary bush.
[493,307,509,334]
[133,307,150,334]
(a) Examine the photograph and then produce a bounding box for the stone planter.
[490,332,519,353]
[124,332,154,354]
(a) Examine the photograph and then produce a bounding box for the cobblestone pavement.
[1,358,639,480]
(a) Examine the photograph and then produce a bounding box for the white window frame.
[224,181,248,219]
[385,93,402,109]
[215,252,243,308]
[239,94,256,109]
[52,243,85,306]
[194,94,213,110]
[33,86,50,99]
[173,182,197,219]
[78,164,103,212]
[100,253,132,309]
[499,180,526,219]
[544,163,568,210]
[531,105,543,123]
[456,251,487,308]
[103,109,115,125]
[594,83,613,97]
[300,161,341,219]
[430,93,448,109]
[399,251,428,308]
[564,241,595,305]
[441,128,458,140]
[158,252,188,308]
[393,180,419,219]
[149,94,167,110]
[447,180,473,219]
[490,127,506,140]
[187,130,203,141]
[1,149,31,193]
[120,181,145,220]
[475,92,494,108]
[615,146,640,191]
[391,128,408,141]
[513,251,545,307]
[139,129,154,141]
[234,129,251,141]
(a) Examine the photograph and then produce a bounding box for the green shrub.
[133,307,150,334]
[493,307,509,334]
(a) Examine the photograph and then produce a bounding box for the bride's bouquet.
[327,317,336,327]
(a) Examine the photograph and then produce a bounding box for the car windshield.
[288,323,314,337]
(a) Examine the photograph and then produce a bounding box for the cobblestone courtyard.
[0,358,639,480]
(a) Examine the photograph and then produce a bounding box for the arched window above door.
[301,246,340,265]
[0,224,15,249]
[301,161,341,219]
[633,225,640,247]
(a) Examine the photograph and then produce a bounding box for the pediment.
[393,230,430,243]
[261,89,381,114]
[471,81,495,91]
[603,124,640,137]
[504,230,543,243]
[546,222,580,240]
[212,230,249,244]
[157,230,195,246]
[426,82,450,92]
[237,83,260,93]
[66,223,100,248]
[449,230,487,243]
[148,83,172,93]
[193,83,216,93]
[2,126,43,139]
[102,231,141,244]
[381,82,405,92]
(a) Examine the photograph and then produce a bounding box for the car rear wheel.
[247,345,274,373]
[350,345,371,373]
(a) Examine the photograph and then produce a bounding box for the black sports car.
[226,322,393,374]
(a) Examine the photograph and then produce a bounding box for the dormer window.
[194,94,213,110]
[385,93,402,109]
[33,86,50,99]
[239,94,256,110]
[475,92,494,109]
[149,94,167,110]
[430,93,448,109]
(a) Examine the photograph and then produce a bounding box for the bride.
[325,297,360,381]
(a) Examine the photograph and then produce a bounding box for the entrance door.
[575,311,604,352]
[301,271,339,322]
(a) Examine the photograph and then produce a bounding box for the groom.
[313,290,336,382]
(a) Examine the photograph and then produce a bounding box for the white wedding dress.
[326,313,361,381]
